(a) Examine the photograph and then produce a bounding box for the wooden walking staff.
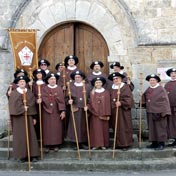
[23,90,31,171]
[62,62,67,136]
[37,84,43,160]
[28,67,34,91]
[82,80,91,159]
[67,82,81,160]
[138,73,143,148]
[62,62,66,96]
[112,83,121,159]
[7,85,12,160]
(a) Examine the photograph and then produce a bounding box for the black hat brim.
[91,77,106,86]
[108,72,125,81]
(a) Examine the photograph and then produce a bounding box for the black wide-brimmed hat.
[44,73,59,84]
[14,69,28,78]
[13,75,30,84]
[64,55,79,66]
[145,74,161,82]
[55,63,64,70]
[166,68,176,77]
[90,61,104,70]
[38,59,50,67]
[110,62,124,70]
[91,77,106,86]
[70,70,86,80]
[108,72,125,81]
[33,69,46,79]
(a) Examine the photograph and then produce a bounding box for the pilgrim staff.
[28,67,33,91]
[37,84,43,160]
[7,85,12,160]
[62,62,66,93]
[138,73,143,148]
[126,67,131,81]
[62,63,67,137]
[67,81,81,160]
[82,80,91,159]
[23,90,31,171]
[112,83,121,159]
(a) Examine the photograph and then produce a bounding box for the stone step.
[0,157,176,171]
[1,147,176,161]
[0,134,139,148]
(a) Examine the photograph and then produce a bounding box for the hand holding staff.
[112,83,121,159]
[23,90,31,171]
[67,82,81,160]
[82,80,91,159]
[138,73,143,148]
[7,84,12,160]
[37,84,43,160]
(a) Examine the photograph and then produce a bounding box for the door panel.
[75,23,109,74]
[39,24,74,71]
[38,22,109,74]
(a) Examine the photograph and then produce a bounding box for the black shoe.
[146,142,158,149]
[155,142,165,150]
[19,158,27,163]
[168,140,176,147]
[80,144,88,150]
[31,157,38,162]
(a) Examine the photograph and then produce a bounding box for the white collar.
[36,80,45,85]
[150,83,160,89]
[56,72,61,76]
[112,82,125,89]
[74,82,83,87]
[119,70,124,74]
[17,87,27,94]
[47,84,57,89]
[45,69,50,74]
[95,87,105,93]
[171,78,176,81]
[92,71,102,75]
[67,65,77,70]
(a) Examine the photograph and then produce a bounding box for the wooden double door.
[38,22,109,74]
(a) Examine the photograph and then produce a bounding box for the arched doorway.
[38,22,109,74]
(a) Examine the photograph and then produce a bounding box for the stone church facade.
[1,0,176,132]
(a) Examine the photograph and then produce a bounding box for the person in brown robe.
[55,63,64,86]
[38,73,66,152]
[165,68,176,147]
[8,76,39,162]
[55,62,64,76]
[110,62,134,91]
[87,77,111,149]
[32,69,46,139]
[108,72,134,150]
[59,55,79,134]
[60,55,79,87]
[38,59,51,76]
[6,69,30,130]
[6,68,30,98]
[86,61,110,90]
[67,70,91,149]
[143,74,171,150]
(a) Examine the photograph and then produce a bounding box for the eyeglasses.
[41,63,47,66]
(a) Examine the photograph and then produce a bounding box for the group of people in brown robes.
[7,54,176,163]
